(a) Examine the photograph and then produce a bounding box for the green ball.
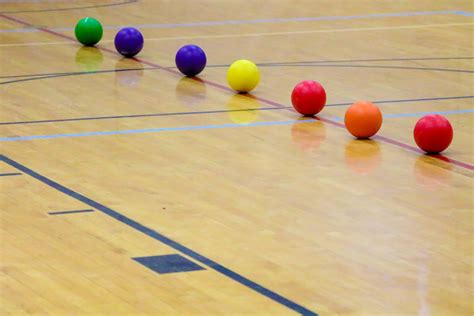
[75,17,103,46]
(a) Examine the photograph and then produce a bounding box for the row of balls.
[75,17,144,57]
[74,17,453,154]
[75,17,259,92]
[291,82,453,153]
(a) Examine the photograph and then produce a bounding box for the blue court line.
[0,154,317,316]
[0,172,22,177]
[456,11,474,17]
[1,107,473,142]
[330,109,474,121]
[0,95,472,127]
[48,209,95,215]
[383,109,474,118]
[0,10,465,33]
[0,119,314,142]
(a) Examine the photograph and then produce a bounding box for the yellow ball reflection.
[226,94,260,125]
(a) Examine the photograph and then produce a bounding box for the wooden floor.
[1,1,473,315]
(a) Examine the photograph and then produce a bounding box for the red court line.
[315,117,474,171]
[372,135,474,171]
[1,13,473,172]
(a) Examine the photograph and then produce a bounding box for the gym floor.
[0,1,473,315]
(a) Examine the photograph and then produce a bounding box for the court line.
[1,57,473,79]
[371,135,474,172]
[1,22,473,47]
[0,109,471,143]
[456,11,474,17]
[382,109,474,119]
[259,56,474,65]
[140,22,474,41]
[0,67,160,85]
[0,9,461,33]
[0,0,138,14]
[0,95,472,126]
[354,95,474,107]
[0,107,281,126]
[0,119,315,142]
[0,172,22,177]
[329,109,474,121]
[2,64,472,86]
[0,40,72,47]
[314,116,474,171]
[48,209,95,215]
[1,14,471,171]
[321,107,474,168]
[0,154,318,316]
[255,64,474,73]
[0,67,154,79]
[1,8,470,312]
[1,62,472,86]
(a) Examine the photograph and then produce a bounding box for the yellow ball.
[227,59,260,93]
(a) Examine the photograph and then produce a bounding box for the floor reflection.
[291,119,326,151]
[226,94,260,124]
[414,156,452,190]
[114,58,144,86]
[75,46,103,72]
[175,77,207,107]
[344,139,381,175]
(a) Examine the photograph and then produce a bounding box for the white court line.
[0,22,472,47]
[0,40,72,47]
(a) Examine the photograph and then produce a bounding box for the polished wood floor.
[1,1,473,315]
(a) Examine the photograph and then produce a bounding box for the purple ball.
[175,44,207,76]
[114,27,144,58]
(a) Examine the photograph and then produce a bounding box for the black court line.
[2,63,472,85]
[257,64,474,73]
[0,0,138,14]
[0,107,284,126]
[0,154,317,316]
[48,209,95,215]
[2,13,473,173]
[0,67,157,79]
[259,56,474,65]
[0,95,471,126]
[2,56,472,80]
[0,172,22,177]
[358,95,474,106]
[0,67,159,85]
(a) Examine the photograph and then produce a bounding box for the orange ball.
[344,101,382,138]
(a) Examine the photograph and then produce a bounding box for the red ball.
[291,80,326,116]
[413,114,453,153]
